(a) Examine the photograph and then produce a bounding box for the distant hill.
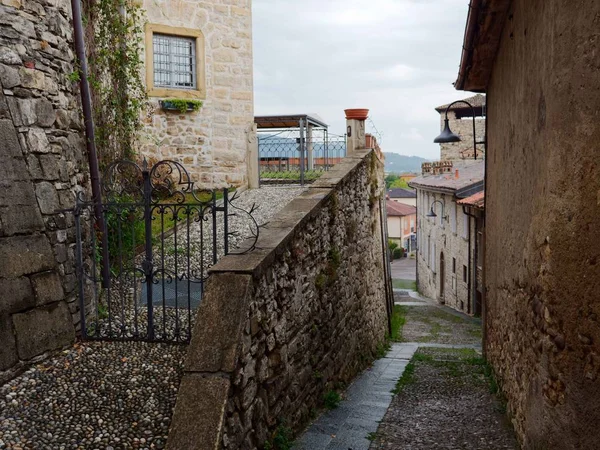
[384,153,428,174]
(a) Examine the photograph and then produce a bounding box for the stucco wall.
[139,0,254,189]
[166,150,389,449]
[416,189,473,312]
[0,0,86,380]
[484,0,600,447]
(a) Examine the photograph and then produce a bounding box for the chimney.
[455,169,459,179]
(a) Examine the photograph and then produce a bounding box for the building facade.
[454,0,600,448]
[139,0,255,188]
[388,187,417,206]
[386,200,416,253]
[435,94,486,161]
[411,161,484,314]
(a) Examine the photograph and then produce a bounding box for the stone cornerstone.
[0,0,87,380]
[139,0,255,189]
[166,149,389,449]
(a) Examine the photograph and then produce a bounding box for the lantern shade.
[434,118,461,143]
[426,207,437,218]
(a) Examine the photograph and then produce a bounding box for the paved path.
[295,293,484,449]
[390,257,415,280]
[294,343,417,450]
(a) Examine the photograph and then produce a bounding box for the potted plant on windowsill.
[160,99,203,113]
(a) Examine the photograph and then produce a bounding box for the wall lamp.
[433,99,485,160]
[426,200,448,222]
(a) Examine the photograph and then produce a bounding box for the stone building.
[138,0,255,188]
[453,0,600,448]
[0,0,87,380]
[435,94,486,161]
[410,161,484,314]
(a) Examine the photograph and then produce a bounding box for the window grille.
[153,34,196,89]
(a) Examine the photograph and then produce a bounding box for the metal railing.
[74,159,258,344]
[258,133,347,185]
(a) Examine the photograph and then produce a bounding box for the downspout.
[71,0,110,288]
[463,204,478,315]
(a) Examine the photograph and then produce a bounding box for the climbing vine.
[82,0,147,169]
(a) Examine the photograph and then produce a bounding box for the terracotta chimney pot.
[455,169,459,179]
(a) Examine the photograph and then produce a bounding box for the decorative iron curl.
[226,190,260,255]
[102,159,144,201]
[148,159,196,203]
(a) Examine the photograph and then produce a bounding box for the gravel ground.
[0,341,186,450]
[398,297,482,345]
[370,347,518,450]
[1,187,305,450]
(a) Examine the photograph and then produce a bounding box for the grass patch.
[390,305,407,341]
[366,432,378,441]
[392,279,417,290]
[263,421,294,450]
[323,390,341,410]
[261,170,323,181]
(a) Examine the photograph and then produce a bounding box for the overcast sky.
[252,0,471,160]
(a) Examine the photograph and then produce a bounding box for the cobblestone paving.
[369,347,518,450]
[0,187,305,450]
[369,295,517,450]
[400,300,482,346]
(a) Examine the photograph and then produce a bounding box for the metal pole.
[70,0,109,287]
[212,191,218,264]
[75,204,87,339]
[223,189,229,255]
[299,118,305,186]
[143,166,154,340]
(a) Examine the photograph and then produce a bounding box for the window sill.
[148,87,205,100]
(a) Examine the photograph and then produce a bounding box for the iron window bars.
[153,33,196,90]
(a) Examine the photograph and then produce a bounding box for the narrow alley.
[295,268,517,450]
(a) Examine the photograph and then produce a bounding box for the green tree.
[390,177,410,189]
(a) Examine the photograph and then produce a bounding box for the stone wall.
[139,0,254,189]
[0,0,87,380]
[439,112,485,161]
[166,149,389,449]
[484,0,600,448]
[416,189,473,312]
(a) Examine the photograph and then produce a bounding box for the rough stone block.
[0,118,22,157]
[0,180,38,206]
[0,155,30,181]
[0,63,20,88]
[27,128,50,153]
[0,47,21,65]
[30,271,64,306]
[35,181,60,214]
[0,314,17,371]
[186,274,251,373]
[0,234,55,277]
[12,301,74,360]
[0,277,34,314]
[19,67,45,90]
[0,206,44,236]
[166,374,230,450]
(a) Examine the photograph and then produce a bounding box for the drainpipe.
[463,205,478,315]
[71,0,110,288]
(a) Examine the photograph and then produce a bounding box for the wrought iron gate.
[74,159,258,343]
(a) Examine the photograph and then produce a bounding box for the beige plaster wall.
[483,0,600,447]
[139,0,254,189]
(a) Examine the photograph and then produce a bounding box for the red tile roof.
[457,191,485,209]
[386,200,417,217]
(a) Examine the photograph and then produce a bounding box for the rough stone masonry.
[166,149,389,449]
[0,0,87,380]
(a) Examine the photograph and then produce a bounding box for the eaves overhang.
[455,0,512,92]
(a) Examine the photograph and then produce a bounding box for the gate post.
[142,162,155,340]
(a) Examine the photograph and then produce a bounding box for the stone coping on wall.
[166,148,386,450]
[208,149,374,277]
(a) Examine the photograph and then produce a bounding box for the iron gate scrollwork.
[74,159,258,343]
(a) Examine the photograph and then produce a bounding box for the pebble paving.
[0,187,305,450]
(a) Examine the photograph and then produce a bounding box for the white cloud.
[252,0,473,160]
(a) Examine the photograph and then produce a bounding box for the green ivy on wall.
[82,0,147,169]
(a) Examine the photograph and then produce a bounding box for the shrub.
[393,247,403,259]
